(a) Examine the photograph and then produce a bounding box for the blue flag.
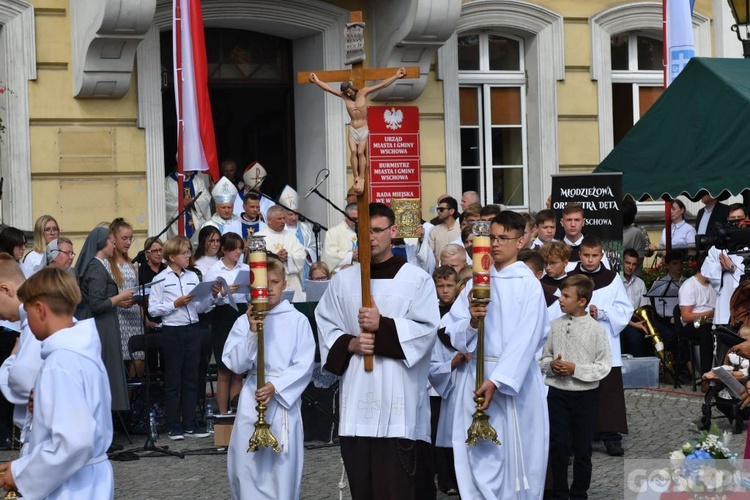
[666,0,695,86]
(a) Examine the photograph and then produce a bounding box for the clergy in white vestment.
[700,203,747,325]
[2,268,114,499]
[223,259,314,500]
[316,202,440,499]
[321,203,358,275]
[203,176,243,237]
[280,185,318,286]
[257,205,307,301]
[569,235,633,457]
[442,211,549,500]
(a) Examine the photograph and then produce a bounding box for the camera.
[696,220,750,254]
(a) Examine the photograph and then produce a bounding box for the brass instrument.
[633,305,677,378]
[693,314,712,329]
[466,221,500,447]
[247,236,280,453]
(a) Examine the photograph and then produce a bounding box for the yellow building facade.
[1,0,741,253]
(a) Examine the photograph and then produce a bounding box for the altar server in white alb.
[316,203,440,499]
[0,268,114,499]
[0,254,41,439]
[442,211,550,499]
[257,205,307,301]
[203,176,242,237]
[223,257,315,500]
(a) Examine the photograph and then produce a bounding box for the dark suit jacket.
[696,202,730,235]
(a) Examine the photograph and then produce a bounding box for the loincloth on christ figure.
[348,124,369,144]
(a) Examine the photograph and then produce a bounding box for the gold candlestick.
[246,236,280,453]
[3,427,21,498]
[466,221,500,447]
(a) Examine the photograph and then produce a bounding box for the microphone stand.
[308,186,357,229]
[158,191,205,244]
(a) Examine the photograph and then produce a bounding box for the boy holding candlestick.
[223,257,315,499]
[442,211,549,499]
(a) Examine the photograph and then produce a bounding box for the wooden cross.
[297,11,419,372]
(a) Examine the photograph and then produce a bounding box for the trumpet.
[633,305,677,377]
[693,314,712,329]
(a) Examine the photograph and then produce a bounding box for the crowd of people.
[0,158,746,499]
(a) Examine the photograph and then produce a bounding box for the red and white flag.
[173,0,219,181]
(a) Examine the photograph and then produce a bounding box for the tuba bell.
[633,305,677,378]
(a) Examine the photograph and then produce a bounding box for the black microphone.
[305,171,330,199]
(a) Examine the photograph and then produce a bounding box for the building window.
[458,33,527,208]
[610,32,664,146]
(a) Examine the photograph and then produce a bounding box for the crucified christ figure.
[309,67,407,194]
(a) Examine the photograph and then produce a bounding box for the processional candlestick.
[466,220,500,447]
[247,235,280,453]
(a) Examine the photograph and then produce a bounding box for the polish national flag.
[173,0,219,181]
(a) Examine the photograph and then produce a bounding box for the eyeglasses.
[207,239,220,245]
[489,235,521,245]
[147,248,163,254]
[180,251,193,258]
[370,225,393,235]
[44,227,60,234]
[59,250,76,257]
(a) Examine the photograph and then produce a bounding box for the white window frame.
[611,32,663,128]
[439,0,564,212]
[459,33,528,208]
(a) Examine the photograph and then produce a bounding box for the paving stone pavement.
[0,386,745,499]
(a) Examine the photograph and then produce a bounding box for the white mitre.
[243,161,267,191]
[279,185,299,211]
[212,176,238,204]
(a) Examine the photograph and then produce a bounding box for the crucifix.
[297,11,419,372]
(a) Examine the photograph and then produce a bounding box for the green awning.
[594,57,750,201]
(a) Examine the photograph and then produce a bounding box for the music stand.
[646,277,681,319]
[645,277,682,387]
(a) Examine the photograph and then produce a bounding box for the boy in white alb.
[0,255,41,442]
[223,258,315,499]
[443,211,550,499]
[0,268,114,499]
